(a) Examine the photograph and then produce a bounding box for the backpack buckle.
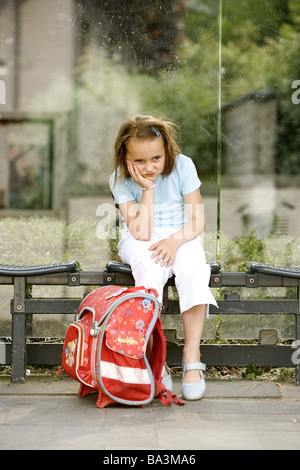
[105,287,127,300]
[90,321,101,337]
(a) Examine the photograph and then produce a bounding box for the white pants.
[118,228,218,317]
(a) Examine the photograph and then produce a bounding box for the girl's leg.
[182,304,206,383]
[118,235,172,305]
[118,235,172,380]
[171,238,217,316]
[171,238,217,386]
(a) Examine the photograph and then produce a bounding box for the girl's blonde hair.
[113,115,180,183]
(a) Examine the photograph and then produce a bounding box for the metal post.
[11,277,26,383]
[296,281,300,386]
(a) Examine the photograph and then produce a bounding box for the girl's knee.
[132,257,170,280]
[130,259,171,304]
[172,240,206,271]
[119,239,152,266]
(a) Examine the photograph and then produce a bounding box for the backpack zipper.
[91,335,98,386]
[105,287,127,299]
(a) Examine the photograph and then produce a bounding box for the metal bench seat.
[248,262,300,279]
[106,260,221,274]
[1,260,298,279]
[0,260,79,277]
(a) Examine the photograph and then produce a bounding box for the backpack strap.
[158,388,186,406]
[149,318,186,407]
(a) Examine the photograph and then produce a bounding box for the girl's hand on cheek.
[126,159,137,181]
[126,160,154,190]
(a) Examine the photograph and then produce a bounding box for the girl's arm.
[149,189,205,267]
[175,188,206,242]
[118,160,155,241]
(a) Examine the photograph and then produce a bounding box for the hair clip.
[152,126,161,137]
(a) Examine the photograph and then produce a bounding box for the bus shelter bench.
[0,260,299,385]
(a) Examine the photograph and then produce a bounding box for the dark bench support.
[0,261,299,385]
[11,277,26,383]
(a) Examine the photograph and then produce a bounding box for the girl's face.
[125,137,166,181]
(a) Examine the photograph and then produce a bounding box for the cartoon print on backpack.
[65,340,77,367]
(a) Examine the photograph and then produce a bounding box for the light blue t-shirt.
[109,154,201,228]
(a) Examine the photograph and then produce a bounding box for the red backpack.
[58,285,184,408]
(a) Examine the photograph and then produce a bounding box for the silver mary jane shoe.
[162,365,173,393]
[181,361,206,400]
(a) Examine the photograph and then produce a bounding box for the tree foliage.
[139,0,300,178]
[78,0,300,179]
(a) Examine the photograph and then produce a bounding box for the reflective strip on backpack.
[100,360,151,385]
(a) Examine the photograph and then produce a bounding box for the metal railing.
[0,260,299,384]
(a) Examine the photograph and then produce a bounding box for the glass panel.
[0,1,220,339]
[74,1,220,237]
[219,0,300,339]
[0,121,53,210]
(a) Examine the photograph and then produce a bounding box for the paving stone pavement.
[1,376,300,451]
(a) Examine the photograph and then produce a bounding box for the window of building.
[0,119,53,210]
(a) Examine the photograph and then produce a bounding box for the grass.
[0,364,295,384]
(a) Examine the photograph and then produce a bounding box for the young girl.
[109,114,218,400]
